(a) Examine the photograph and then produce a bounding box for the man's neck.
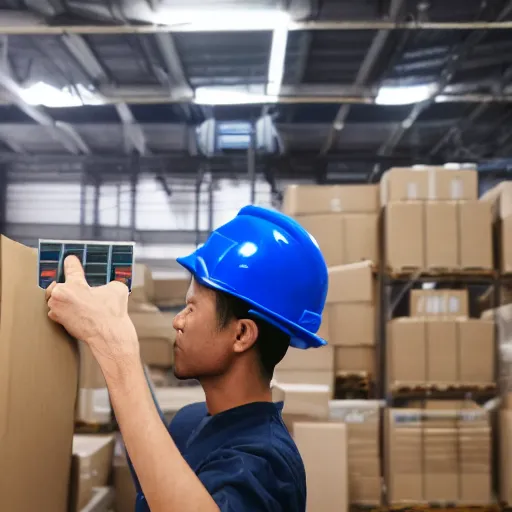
[200,365,272,416]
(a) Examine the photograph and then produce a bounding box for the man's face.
[172,278,236,380]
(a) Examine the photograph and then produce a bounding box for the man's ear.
[233,319,259,354]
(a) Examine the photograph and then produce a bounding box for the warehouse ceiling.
[1,0,512,183]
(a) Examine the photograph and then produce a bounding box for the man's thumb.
[63,255,87,284]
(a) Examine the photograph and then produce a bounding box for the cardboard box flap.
[327,261,375,304]
[0,235,79,511]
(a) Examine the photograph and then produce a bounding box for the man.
[46,205,329,511]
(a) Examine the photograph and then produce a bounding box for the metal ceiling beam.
[430,62,512,156]
[377,0,512,158]
[116,103,149,155]
[4,13,512,34]
[320,0,406,155]
[0,69,90,154]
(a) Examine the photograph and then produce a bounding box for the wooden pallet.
[389,382,497,400]
[386,267,496,280]
[335,371,374,399]
[74,420,117,434]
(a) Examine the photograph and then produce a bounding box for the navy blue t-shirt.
[131,401,306,511]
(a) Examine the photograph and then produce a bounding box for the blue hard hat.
[176,204,328,349]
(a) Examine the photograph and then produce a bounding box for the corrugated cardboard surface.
[296,213,378,267]
[324,262,376,346]
[0,236,78,512]
[335,346,376,376]
[129,311,175,342]
[501,215,512,273]
[384,201,492,272]
[410,289,468,318]
[70,435,115,512]
[277,345,334,371]
[274,369,334,390]
[283,184,379,216]
[500,411,512,505]
[386,405,491,505]
[380,167,477,205]
[139,339,174,367]
[113,435,137,512]
[152,277,189,308]
[480,181,512,220]
[80,487,114,512]
[387,318,494,387]
[294,422,348,512]
[330,400,382,505]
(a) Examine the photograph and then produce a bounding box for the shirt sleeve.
[197,446,300,512]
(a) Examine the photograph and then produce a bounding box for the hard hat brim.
[176,253,328,350]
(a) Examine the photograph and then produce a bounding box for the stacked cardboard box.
[129,264,175,370]
[283,184,379,267]
[501,400,512,505]
[381,167,492,272]
[481,181,512,273]
[324,262,377,383]
[385,402,492,505]
[152,277,189,309]
[69,435,115,511]
[330,400,382,505]
[0,236,79,511]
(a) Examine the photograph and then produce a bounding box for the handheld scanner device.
[38,239,136,291]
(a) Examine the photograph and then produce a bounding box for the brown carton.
[297,213,378,267]
[384,202,424,271]
[273,369,334,390]
[427,320,457,383]
[387,318,426,387]
[501,215,512,273]
[457,319,494,384]
[130,263,155,304]
[500,410,512,505]
[458,201,493,270]
[410,289,468,318]
[113,435,137,512]
[152,277,189,308]
[480,181,512,220]
[283,184,379,216]
[330,400,382,505]
[324,262,376,346]
[425,201,458,269]
[294,423,348,512]
[277,345,333,372]
[69,435,115,512]
[335,346,376,376]
[0,236,78,512]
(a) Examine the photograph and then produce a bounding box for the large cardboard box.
[480,181,512,221]
[113,435,137,512]
[330,401,382,505]
[0,236,78,511]
[297,213,378,267]
[294,422,348,512]
[384,202,424,271]
[283,184,379,216]
[501,410,512,505]
[277,344,333,372]
[387,318,494,389]
[501,215,512,273]
[152,277,189,309]
[335,346,376,377]
[410,289,468,318]
[77,341,111,425]
[70,435,115,512]
[323,262,376,346]
[129,263,154,304]
[274,369,335,389]
[380,167,477,206]
[386,403,492,505]
[384,201,492,272]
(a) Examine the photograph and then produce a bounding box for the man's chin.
[172,366,197,382]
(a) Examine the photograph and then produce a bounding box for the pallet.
[74,420,117,434]
[386,267,496,280]
[389,382,497,401]
[335,371,374,400]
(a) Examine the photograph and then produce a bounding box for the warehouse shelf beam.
[320,0,406,155]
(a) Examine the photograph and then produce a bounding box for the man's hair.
[214,290,290,382]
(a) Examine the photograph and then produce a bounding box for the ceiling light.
[375,83,438,106]
[20,81,103,107]
[194,86,277,106]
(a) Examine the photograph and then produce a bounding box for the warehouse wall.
[4,173,273,276]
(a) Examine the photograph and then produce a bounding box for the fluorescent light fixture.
[194,86,276,106]
[375,83,438,105]
[20,81,103,107]
[266,13,290,96]
[151,8,285,31]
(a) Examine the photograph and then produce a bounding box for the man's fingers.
[45,281,57,301]
[63,255,88,285]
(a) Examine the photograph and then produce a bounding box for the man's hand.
[46,255,139,370]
